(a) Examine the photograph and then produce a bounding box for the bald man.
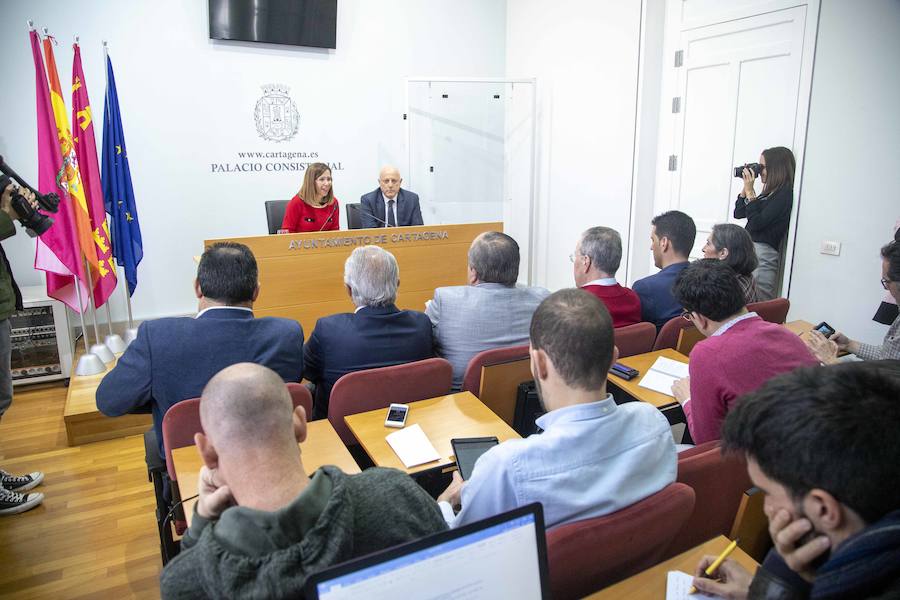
[359,166,423,228]
[161,363,446,599]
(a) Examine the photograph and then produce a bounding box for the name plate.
[288,230,450,251]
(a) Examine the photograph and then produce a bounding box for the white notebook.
[666,571,716,600]
[638,356,690,396]
[385,424,441,468]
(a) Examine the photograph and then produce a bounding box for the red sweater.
[281,195,340,233]
[685,316,818,444]
[581,284,642,328]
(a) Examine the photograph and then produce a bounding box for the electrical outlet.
[820,240,841,256]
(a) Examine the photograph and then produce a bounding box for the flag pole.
[77,37,126,355]
[73,277,106,376]
[103,301,126,353]
[82,257,114,363]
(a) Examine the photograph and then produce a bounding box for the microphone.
[349,203,392,227]
[318,201,339,232]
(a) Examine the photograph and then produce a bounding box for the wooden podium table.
[205,222,501,334]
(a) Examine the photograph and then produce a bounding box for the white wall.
[787,0,900,345]
[0,0,506,320]
[506,0,643,291]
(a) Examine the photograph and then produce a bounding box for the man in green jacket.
[0,181,46,516]
[160,362,448,599]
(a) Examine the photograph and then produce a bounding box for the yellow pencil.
[689,538,740,594]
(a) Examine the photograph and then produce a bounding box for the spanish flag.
[72,42,117,307]
[42,37,99,286]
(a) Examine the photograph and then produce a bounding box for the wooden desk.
[62,355,153,446]
[785,319,815,337]
[206,222,500,336]
[609,348,689,409]
[585,535,759,599]
[172,420,360,528]
[344,392,521,475]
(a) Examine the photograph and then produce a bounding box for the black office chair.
[346,203,363,230]
[144,428,180,564]
[265,200,289,234]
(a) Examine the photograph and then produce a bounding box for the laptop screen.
[308,504,548,600]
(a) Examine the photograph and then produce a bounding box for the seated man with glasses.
[669,259,817,444]
[805,240,900,364]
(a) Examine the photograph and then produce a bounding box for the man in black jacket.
[690,362,900,599]
[0,181,45,516]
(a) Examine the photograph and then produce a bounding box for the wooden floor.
[0,383,162,599]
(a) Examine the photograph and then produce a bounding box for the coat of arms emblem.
[254,84,300,142]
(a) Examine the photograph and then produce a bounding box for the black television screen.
[209,0,337,49]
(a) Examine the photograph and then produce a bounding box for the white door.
[653,2,818,293]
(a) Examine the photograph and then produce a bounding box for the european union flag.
[102,55,143,296]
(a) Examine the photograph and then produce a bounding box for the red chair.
[547,483,695,599]
[613,322,657,358]
[162,398,203,482]
[652,315,695,351]
[666,440,753,558]
[461,344,530,397]
[748,297,790,324]
[286,382,313,418]
[328,358,453,445]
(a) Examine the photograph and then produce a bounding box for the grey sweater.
[160,466,447,599]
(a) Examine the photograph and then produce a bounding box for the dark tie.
[387,200,396,227]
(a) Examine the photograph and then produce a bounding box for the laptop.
[305,503,550,600]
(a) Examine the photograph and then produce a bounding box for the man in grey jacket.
[160,363,446,599]
[426,231,550,389]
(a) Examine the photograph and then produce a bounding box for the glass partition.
[406,79,536,280]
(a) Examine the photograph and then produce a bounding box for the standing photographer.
[0,181,45,516]
[733,146,795,300]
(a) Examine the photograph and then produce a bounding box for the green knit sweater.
[160,466,447,599]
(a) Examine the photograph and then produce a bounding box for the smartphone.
[451,437,499,480]
[814,321,835,338]
[384,403,409,428]
[610,362,639,381]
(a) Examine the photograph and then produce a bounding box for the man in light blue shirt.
[437,288,676,529]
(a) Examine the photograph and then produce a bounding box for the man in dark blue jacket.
[358,166,423,228]
[304,245,433,419]
[97,242,304,459]
[633,210,696,329]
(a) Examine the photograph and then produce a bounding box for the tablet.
[451,436,499,480]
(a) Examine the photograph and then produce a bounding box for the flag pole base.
[90,343,116,364]
[75,352,106,376]
[104,333,127,354]
[124,327,138,346]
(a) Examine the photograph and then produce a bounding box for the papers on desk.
[385,424,441,468]
[666,571,716,600]
[638,356,690,396]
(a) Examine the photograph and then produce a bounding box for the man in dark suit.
[303,245,433,419]
[96,242,304,460]
[359,166,424,228]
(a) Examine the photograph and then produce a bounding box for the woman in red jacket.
[281,162,340,232]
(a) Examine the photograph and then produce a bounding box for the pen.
[689,538,740,594]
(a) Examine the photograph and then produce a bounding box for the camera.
[733,162,762,179]
[0,156,59,236]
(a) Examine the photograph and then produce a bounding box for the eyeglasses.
[569,253,587,263]
[882,278,895,290]
[681,309,693,321]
